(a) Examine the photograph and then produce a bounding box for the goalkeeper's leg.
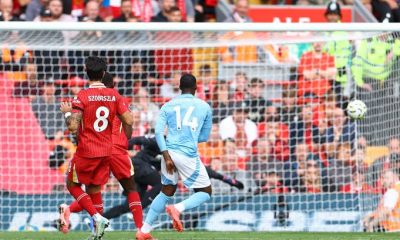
[205,166,244,189]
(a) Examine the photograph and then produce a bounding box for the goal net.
[0,22,399,233]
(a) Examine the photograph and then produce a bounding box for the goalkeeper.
[363,170,400,232]
[102,136,244,220]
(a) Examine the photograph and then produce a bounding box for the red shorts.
[68,155,110,185]
[109,154,134,180]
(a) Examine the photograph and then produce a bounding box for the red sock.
[69,201,83,213]
[89,192,104,215]
[128,192,143,228]
[67,185,97,216]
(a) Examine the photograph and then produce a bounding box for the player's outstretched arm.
[65,112,82,134]
[127,136,151,149]
[198,107,212,143]
[60,101,80,134]
[155,107,175,174]
[119,111,133,139]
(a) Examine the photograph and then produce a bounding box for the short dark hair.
[179,73,197,90]
[168,6,181,14]
[250,77,264,87]
[85,56,107,81]
[102,72,114,88]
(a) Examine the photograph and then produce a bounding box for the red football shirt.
[297,51,334,98]
[112,117,129,155]
[72,83,129,158]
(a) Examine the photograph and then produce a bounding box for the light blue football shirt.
[155,94,212,158]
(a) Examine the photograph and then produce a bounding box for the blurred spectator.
[264,105,278,123]
[211,138,249,193]
[221,138,246,172]
[224,0,252,22]
[78,0,103,22]
[259,171,288,193]
[219,101,258,149]
[104,176,122,192]
[197,64,217,102]
[284,143,321,192]
[39,7,52,21]
[278,87,300,124]
[303,161,322,193]
[297,0,324,5]
[297,42,336,99]
[151,0,175,22]
[65,76,86,97]
[198,124,224,165]
[25,0,49,21]
[13,63,43,99]
[76,1,103,39]
[0,0,21,21]
[358,136,368,150]
[324,2,352,98]
[371,0,400,22]
[117,59,147,96]
[112,0,135,22]
[289,104,318,156]
[34,0,75,22]
[31,79,64,139]
[341,171,375,193]
[211,80,233,123]
[229,72,248,101]
[258,119,290,161]
[325,1,341,23]
[315,107,356,162]
[352,35,400,141]
[132,87,160,128]
[166,6,182,22]
[328,142,355,191]
[130,106,148,136]
[194,0,217,22]
[245,77,272,123]
[247,137,284,181]
[160,71,181,98]
[368,138,400,188]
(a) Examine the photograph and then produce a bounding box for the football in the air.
[346,99,367,120]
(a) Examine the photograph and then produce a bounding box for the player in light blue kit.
[136,74,212,240]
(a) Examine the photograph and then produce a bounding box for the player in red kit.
[59,72,152,240]
[60,57,133,240]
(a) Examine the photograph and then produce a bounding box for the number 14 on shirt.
[173,106,198,131]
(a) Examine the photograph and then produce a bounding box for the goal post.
[0,22,399,232]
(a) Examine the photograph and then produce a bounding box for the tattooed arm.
[60,101,81,134]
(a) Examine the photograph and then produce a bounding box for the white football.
[346,99,367,120]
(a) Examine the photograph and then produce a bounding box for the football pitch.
[0,231,400,240]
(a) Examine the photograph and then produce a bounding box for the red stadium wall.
[248,6,353,23]
[0,73,64,194]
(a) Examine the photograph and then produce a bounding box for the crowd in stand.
[0,0,400,23]
[2,0,400,194]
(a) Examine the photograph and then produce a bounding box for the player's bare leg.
[138,185,177,239]
[167,185,212,232]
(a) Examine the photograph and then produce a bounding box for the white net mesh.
[1,24,400,233]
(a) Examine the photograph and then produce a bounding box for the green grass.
[0,231,400,240]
